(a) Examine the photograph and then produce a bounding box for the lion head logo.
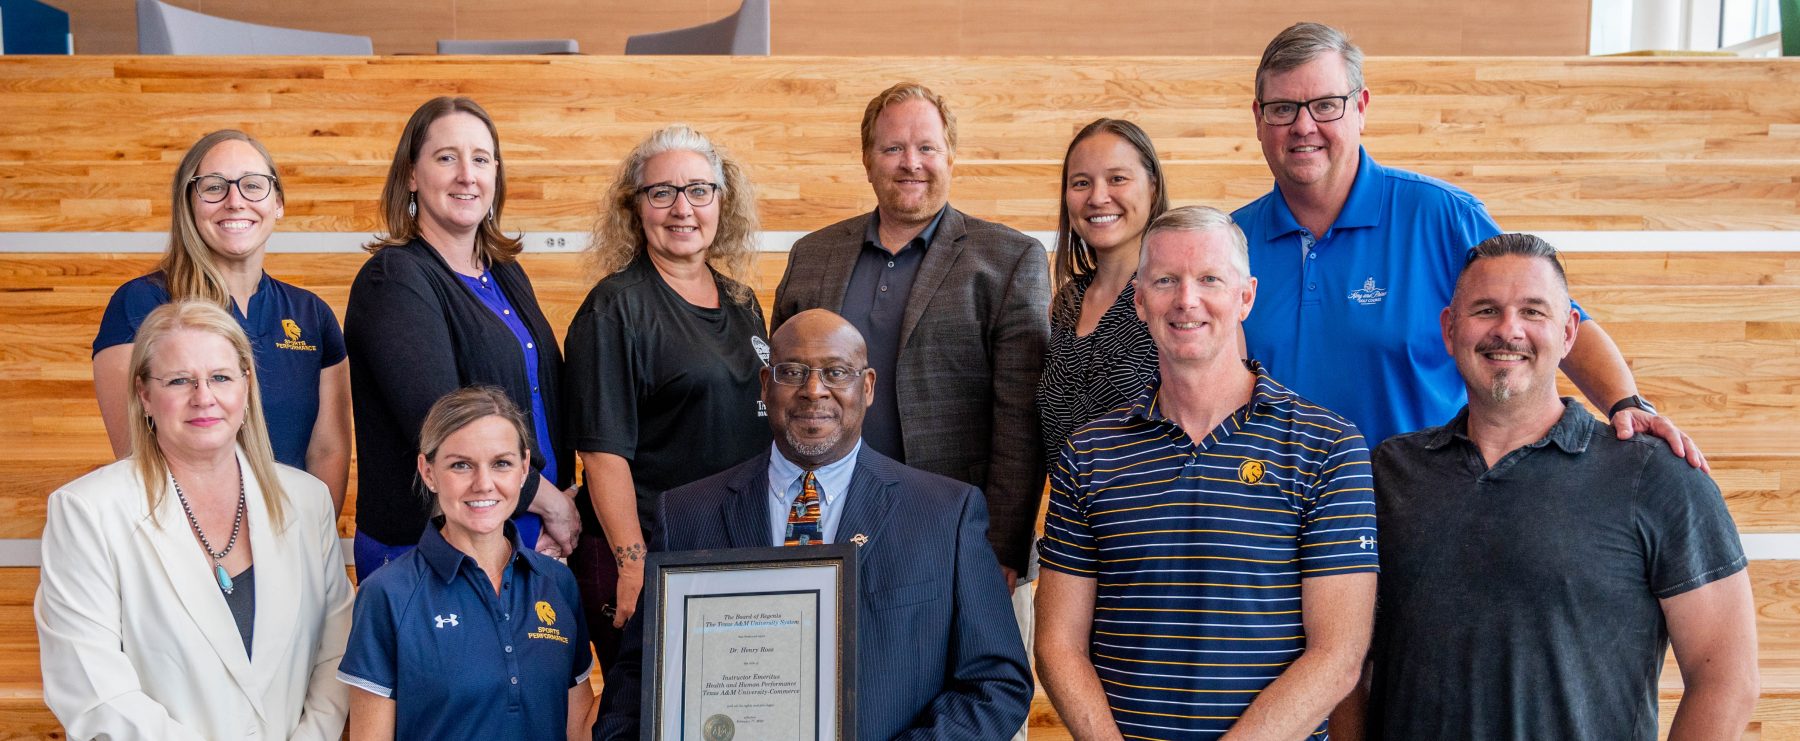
[1237,460,1266,485]
[535,600,556,626]
[281,319,302,343]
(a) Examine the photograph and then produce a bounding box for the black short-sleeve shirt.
[562,255,772,535]
[1368,400,1747,741]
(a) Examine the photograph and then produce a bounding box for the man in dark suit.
[595,309,1033,740]
[770,82,1050,590]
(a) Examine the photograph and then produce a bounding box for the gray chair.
[624,0,768,55]
[437,39,579,55]
[137,0,373,55]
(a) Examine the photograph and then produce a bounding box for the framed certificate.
[640,544,858,741]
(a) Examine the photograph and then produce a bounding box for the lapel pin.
[850,533,869,547]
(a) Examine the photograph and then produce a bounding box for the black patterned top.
[1035,273,1160,461]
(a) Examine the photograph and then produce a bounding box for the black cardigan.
[344,238,570,546]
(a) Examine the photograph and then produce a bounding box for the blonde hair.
[1140,206,1252,281]
[365,97,524,263]
[163,130,285,307]
[127,300,287,529]
[859,82,958,171]
[584,124,759,305]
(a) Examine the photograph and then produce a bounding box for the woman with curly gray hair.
[562,124,772,673]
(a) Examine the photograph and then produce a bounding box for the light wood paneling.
[0,57,1796,235]
[2,250,1796,540]
[52,0,1588,56]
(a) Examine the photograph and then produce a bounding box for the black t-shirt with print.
[563,254,772,536]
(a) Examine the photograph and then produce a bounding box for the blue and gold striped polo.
[1040,363,1379,740]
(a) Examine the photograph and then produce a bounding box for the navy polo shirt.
[1234,148,1585,446]
[839,206,946,461]
[93,271,345,469]
[338,520,592,741]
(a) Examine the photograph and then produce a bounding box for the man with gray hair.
[1037,205,1378,739]
[1232,21,1705,465]
[1359,233,1756,740]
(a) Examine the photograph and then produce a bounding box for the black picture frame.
[639,544,858,741]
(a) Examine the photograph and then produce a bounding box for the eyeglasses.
[636,182,719,209]
[189,174,278,204]
[770,363,868,389]
[1256,91,1360,126]
[146,372,245,394]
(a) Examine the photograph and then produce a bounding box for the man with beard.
[1359,234,1757,740]
[771,82,1050,593]
[596,309,1032,741]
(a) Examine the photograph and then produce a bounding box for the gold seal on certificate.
[703,713,735,741]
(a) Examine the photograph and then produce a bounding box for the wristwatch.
[1608,394,1657,417]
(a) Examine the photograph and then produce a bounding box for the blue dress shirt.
[765,440,862,546]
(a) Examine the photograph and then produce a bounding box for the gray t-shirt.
[1367,400,1746,741]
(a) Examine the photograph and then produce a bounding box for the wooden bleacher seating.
[0,55,1795,738]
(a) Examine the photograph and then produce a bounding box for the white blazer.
[35,450,352,740]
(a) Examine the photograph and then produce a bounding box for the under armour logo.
[1358,535,1376,550]
[434,614,460,628]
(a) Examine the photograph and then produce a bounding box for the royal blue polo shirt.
[93,271,346,469]
[338,520,592,741]
[1234,147,1584,446]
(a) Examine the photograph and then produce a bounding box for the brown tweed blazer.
[772,206,1050,573]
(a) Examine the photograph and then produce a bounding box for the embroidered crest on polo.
[1237,460,1266,485]
[751,336,771,367]
[1348,277,1388,306]
[275,317,318,351]
[434,613,459,628]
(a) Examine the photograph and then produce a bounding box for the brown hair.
[1256,22,1366,101]
[127,300,287,529]
[1052,118,1170,308]
[859,82,958,170]
[365,97,524,263]
[584,124,760,306]
[163,130,285,307]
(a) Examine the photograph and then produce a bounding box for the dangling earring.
[146,415,157,434]
[487,205,496,223]
[407,192,417,219]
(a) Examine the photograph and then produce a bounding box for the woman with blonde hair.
[563,124,771,672]
[341,387,592,740]
[39,300,352,739]
[91,129,350,511]
[345,96,580,580]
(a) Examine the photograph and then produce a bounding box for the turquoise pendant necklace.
[170,461,246,595]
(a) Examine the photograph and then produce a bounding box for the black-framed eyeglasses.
[189,174,278,204]
[770,363,868,389]
[636,182,719,209]
[1256,91,1360,126]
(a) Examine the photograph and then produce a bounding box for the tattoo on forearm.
[613,543,645,568]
